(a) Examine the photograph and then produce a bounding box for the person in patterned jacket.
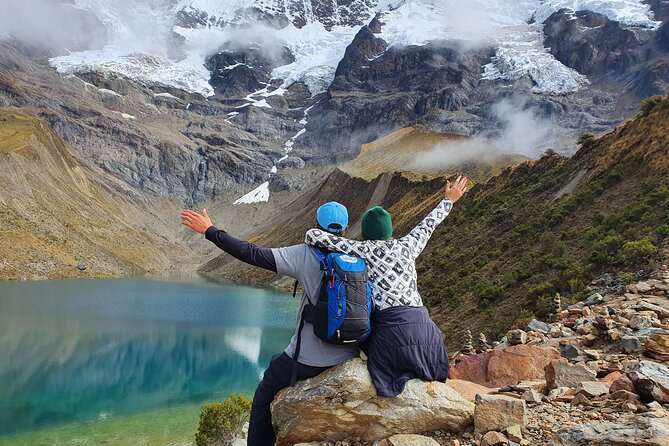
[305,175,468,396]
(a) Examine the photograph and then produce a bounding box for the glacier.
[49,0,660,99]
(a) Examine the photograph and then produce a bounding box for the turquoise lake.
[0,277,297,445]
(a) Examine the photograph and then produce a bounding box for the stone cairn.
[659,264,669,284]
[462,330,475,355]
[477,333,491,353]
[551,293,562,322]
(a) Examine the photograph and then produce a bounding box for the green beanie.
[362,206,393,240]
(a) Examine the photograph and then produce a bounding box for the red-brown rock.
[602,371,624,385]
[450,345,560,388]
[609,375,635,393]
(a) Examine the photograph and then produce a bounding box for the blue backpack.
[291,248,372,384]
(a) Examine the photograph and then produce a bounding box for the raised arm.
[305,229,371,258]
[399,176,468,258]
[181,209,277,272]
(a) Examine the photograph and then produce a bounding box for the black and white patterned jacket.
[305,199,453,311]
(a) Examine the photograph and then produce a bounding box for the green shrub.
[656,224,669,239]
[528,282,555,299]
[475,281,503,303]
[512,309,537,329]
[195,395,252,446]
[577,133,595,146]
[640,96,665,116]
[621,272,636,284]
[534,294,554,319]
[621,238,658,264]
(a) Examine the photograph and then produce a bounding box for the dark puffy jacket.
[365,306,450,397]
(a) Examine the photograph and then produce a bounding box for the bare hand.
[445,175,469,203]
[180,209,213,235]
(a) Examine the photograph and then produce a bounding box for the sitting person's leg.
[248,352,330,446]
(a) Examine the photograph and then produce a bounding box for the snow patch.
[98,88,120,96]
[115,112,136,120]
[252,99,272,108]
[233,181,270,204]
[154,92,180,100]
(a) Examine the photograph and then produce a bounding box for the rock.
[583,349,600,360]
[576,381,610,397]
[585,293,604,305]
[610,375,636,394]
[621,336,644,354]
[450,345,560,387]
[629,315,653,330]
[505,425,522,443]
[445,441,460,446]
[271,359,474,445]
[507,329,527,345]
[448,379,493,403]
[570,393,592,406]
[602,371,624,385]
[474,394,526,435]
[596,315,615,330]
[645,334,669,361]
[623,402,639,412]
[544,359,597,390]
[637,282,654,293]
[561,344,582,360]
[556,413,669,446]
[383,434,440,446]
[231,440,246,446]
[521,389,543,403]
[516,380,546,393]
[629,361,669,404]
[548,386,577,402]
[481,431,509,446]
[609,329,623,342]
[76,262,87,271]
[610,390,639,401]
[637,301,669,319]
[526,319,550,333]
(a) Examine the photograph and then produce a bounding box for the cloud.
[409,96,557,170]
[0,0,108,54]
[487,97,555,157]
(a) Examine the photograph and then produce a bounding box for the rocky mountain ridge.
[14,0,667,207]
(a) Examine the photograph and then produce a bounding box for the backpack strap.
[311,246,329,271]
[290,305,310,386]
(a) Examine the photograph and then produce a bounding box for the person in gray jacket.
[181,202,359,446]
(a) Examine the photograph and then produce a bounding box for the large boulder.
[629,361,669,404]
[450,345,560,387]
[474,394,527,435]
[271,359,474,445]
[544,359,597,390]
[557,413,669,446]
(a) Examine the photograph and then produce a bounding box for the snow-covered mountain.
[50,0,660,97]
[2,0,668,206]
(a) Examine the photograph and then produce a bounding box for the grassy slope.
[418,98,669,350]
[340,127,528,182]
[0,108,191,280]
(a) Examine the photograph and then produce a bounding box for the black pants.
[247,352,330,446]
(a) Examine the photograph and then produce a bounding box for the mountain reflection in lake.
[0,278,297,437]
